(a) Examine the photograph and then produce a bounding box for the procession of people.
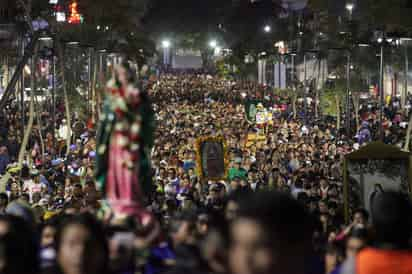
[0,63,410,274]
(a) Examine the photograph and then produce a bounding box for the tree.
[320,78,347,129]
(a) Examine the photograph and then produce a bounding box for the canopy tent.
[346,141,411,160]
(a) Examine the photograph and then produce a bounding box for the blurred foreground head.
[229,191,313,274]
[53,214,109,274]
[371,191,412,249]
[0,215,39,274]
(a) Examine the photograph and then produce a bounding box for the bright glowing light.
[162,40,171,48]
[209,40,217,48]
[39,36,53,41]
[56,12,66,22]
[264,25,271,33]
[345,3,354,11]
[377,38,383,43]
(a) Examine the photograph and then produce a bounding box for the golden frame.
[195,136,229,181]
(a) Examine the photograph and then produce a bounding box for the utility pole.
[303,53,307,125]
[379,45,384,141]
[346,53,351,138]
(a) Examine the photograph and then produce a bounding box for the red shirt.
[357,248,412,274]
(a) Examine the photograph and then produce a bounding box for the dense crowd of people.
[0,73,410,274]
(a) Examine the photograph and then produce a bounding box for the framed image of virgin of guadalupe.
[196,136,228,180]
[343,142,412,223]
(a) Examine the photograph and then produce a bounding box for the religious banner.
[255,104,273,126]
[196,136,228,180]
[244,100,259,123]
[256,111,266,125]
[343,142,412,223]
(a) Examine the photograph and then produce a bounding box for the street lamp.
[346,2,354,20]
[375,36,396,140]
[209,40,217,49]
[346,51,351,137]
[400,38,412,111]
[264,25,271,33]
[345,3,354,12]
[377,37,385,141]
[162,40,171,49]
[162,40,171,66]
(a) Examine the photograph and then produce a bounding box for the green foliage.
[321,79,346,117]
[321,89,339,117]
[273,88,298,97]
[215,59,232,78]
[218,54,256,79]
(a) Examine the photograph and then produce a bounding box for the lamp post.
[345,2,354,19]
[346,52,351,138]
[291,53,296,86]
[404,40,409,112]
[304,53,307,124]
[401,38,412,111]
[209,40,218,71]
[20,36,25,138]
[88,47,93,116]
[162,40,171,66]
[209,40,217,49]
[301,50,319,125]
[52,53,56,143]
[378,39,384,141]
[261,27,271,86]
[375,36,397,141]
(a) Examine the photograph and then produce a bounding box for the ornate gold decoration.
[195,136,229,181]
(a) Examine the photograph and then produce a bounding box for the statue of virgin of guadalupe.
[95,61,155,221]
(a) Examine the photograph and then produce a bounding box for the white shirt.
[58,125,70,140]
